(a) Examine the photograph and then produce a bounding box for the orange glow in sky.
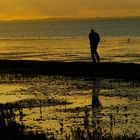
[0,0,139,20]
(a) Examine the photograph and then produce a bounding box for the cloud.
[79,8,140,17]
[86,0,140,9]
[0,0,139,19]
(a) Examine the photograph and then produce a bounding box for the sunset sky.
[0,0,139,20]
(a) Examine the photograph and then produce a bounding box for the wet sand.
[0,74,139,139]
[0,59,140,79]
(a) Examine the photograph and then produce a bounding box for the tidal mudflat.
[0,73,140,139]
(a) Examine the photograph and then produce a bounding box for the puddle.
[0,84,35,103]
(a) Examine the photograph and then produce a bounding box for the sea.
[0,17,140,63]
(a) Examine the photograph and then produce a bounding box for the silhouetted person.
[89,29,100,62]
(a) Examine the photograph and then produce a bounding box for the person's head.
[91,29,94,33]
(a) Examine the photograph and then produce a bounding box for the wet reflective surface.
[0,73,139,139]
[0,37,140,63]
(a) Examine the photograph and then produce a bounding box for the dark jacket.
[89,32,100,45]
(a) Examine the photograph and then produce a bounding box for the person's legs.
[94,44,100,62]
[91,53,96,62]
[95,51,100,62]
[90,45,96,62]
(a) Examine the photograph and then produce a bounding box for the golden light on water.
[0,74,139,139]
[0,84,34,103]
[0,37,140,63]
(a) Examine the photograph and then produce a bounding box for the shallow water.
[0,37,140,63]
[0,73,139,139]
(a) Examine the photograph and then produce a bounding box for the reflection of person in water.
[92,88,101,108]
[92,79,101,109]
[89,29,100,62]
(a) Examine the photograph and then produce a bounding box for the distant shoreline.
[0,60,139,80]
[0,16,140,22]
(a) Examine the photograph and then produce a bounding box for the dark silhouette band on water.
[89,29,100,62]
[92,88,101,109]
[92,79,101,110]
